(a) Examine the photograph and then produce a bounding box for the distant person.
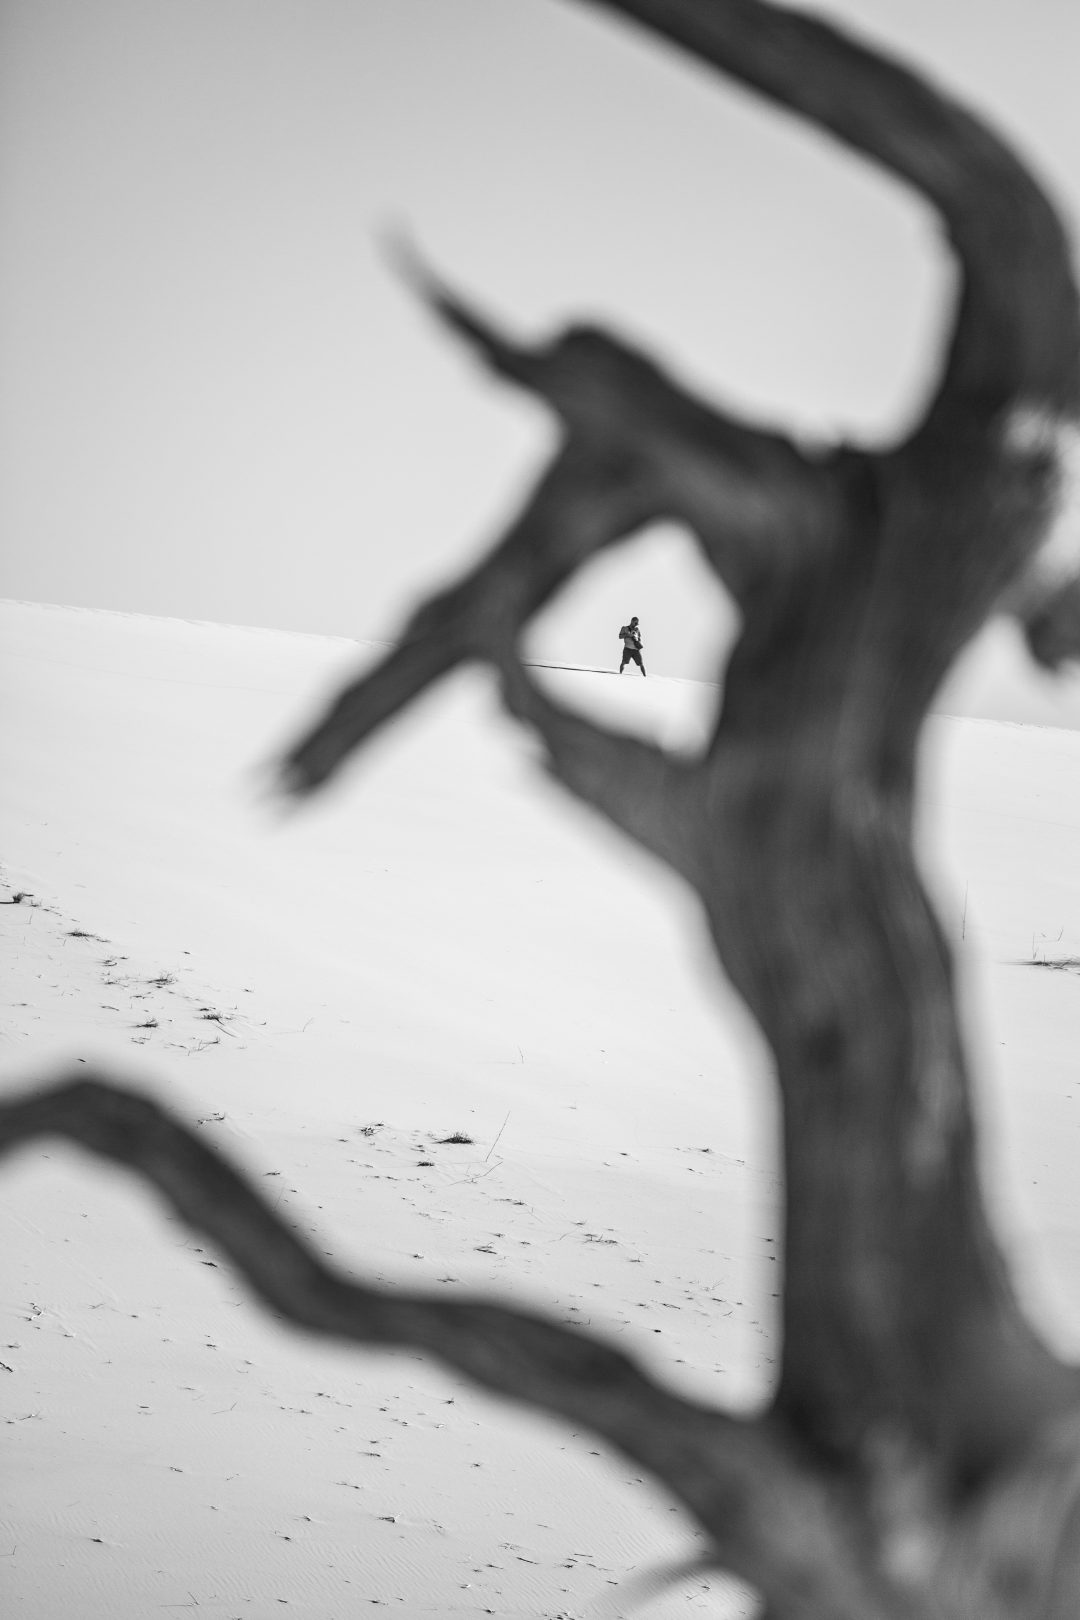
[618,616,646,676]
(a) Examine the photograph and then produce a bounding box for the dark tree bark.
[4,2,1080,1614]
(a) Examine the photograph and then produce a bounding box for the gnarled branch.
[580,0,1080,418]
[496,649,702,880]
[277,277,826,796]
[0,1072,902,1619]
[278,434,659,793]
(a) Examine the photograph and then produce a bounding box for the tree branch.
[407,251,832,605]
[496,650,703,881]
[277,436,660,793]
[277,281,824,798]
[577,0,1080,420]
[0,1071,901,1618]
[278,275,829,800]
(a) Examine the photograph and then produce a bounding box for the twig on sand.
[485,1110,512,1163]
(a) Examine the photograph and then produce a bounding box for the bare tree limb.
[401,244,831,605]
[577,0,1080,419]
[496,649,704,881]
[0,1071,907,1618]
[277,293,823,798]
[277,436,660,793]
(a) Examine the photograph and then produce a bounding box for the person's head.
[630,616,639,626]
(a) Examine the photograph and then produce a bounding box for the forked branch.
[279,435,659,793]
[581,0,1080,416]
[278,264,828,796]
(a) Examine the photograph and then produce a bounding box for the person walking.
[618,616,646,676]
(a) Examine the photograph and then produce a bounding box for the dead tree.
[4,2,1080,1613]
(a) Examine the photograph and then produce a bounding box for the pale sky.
[2,0,1079,679]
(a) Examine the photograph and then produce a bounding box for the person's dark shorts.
[620,646,644,668]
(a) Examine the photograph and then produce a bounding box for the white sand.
[2,599,1080,1617]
